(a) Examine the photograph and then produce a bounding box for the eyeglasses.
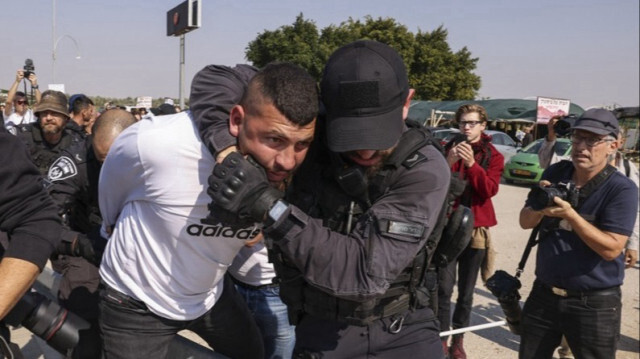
[15,100,27,105]
[570,134,611,147]
[459,121,483,128]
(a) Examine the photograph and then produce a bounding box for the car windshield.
[521,140,571,155]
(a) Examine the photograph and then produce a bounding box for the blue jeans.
[519,281,621,359]
[235,283,295,359]
[99,275,264,359]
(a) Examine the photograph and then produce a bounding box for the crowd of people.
[0,39,638,359]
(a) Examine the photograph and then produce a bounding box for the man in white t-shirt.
[3,69,41,135]
[97,62,318,359]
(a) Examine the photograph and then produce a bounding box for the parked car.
[427,127,457,146]
[502,138,572,184]
[441,129,518,164]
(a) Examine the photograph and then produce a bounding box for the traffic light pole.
[179,34,185,110]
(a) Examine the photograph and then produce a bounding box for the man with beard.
[15,90,85,176]
[14,90,103,358]
[97,62,317,359]
[206,40,450,358]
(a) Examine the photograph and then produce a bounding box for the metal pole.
[52,0,56,84]
[179,34,185,109]
[439,320,507,337]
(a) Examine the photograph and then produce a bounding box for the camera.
[527,182,579,211]
[553,114,577,137]
[486,270,523,335]
[23,58,35,79]
[4,291,89,355]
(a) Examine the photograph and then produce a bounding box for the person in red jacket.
[437,104,504,359]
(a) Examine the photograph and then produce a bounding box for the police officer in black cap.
[207,40,450,358]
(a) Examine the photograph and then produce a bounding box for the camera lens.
[4,291,89,355]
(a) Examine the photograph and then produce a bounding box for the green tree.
[245,15,480,100]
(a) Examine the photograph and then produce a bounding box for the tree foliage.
[245,15,481,100]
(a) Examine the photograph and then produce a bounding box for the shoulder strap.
[577,164,617,208]
[369,127,433,202]
[624,158,630,177]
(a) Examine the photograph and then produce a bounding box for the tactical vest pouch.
[432,205,473,267]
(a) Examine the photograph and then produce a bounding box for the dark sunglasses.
[16,100,28,105]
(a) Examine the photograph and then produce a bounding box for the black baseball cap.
[320,40,409,152]
[570,108,619,138]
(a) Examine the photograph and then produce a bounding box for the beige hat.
[34,90,69,118]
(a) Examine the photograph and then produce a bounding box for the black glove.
[72,233,98,265]
[203,152,283,228]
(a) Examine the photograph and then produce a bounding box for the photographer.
[538,115,574,169]
[519,109,638,359]
[3,68,41,135]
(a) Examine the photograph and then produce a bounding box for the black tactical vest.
[273,126,447,326]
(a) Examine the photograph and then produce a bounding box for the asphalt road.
[11,180,640,359]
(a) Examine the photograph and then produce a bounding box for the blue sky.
[2,0,638,108]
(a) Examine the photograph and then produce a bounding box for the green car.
[503,138,572,184]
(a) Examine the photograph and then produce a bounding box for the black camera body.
[527,181,579,211]
[553,114,577,137]
[486,270,523,335]
[23,58,35,79]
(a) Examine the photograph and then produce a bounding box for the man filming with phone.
[518,109,638,359]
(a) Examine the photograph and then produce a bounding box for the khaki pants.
[469,226,495,283]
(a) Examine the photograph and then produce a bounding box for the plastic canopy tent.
[408,98,585,126]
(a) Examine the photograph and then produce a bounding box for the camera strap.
[515,164,617,278]
[515,224,540,278]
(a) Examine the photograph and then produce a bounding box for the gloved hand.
[72,233,98,265]
[202,152,283,228]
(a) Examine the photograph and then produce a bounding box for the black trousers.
[99,275,264,359]
[293,306,444,359]
[437,244,486,338]
[519,282,621,359]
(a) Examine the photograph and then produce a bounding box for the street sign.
[167,0,201,36]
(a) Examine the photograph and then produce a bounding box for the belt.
[230,275,279,291]
[536,281,620,298]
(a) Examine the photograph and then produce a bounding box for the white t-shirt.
[99,111,260,320]
[228,243,277,287]
[4,109,36,135]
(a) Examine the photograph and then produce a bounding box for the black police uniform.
[1,130,62,357]
[15,123,103,358]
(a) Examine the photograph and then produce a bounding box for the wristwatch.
[266,199,289,227]
[31,84,39,89]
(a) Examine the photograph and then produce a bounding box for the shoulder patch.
[402,151,427,169]
[48,156,78,182]
[378,218,425,238]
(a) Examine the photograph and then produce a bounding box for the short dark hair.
[14,91,26,100]
[70,94,94,115]
[455,104,489,123]
[241,62,318,126]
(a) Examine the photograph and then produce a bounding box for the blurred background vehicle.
[502,138,572,185]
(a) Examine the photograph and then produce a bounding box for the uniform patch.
[402,151,427,168]
[387,220,424,238]
[48,156,78,182]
